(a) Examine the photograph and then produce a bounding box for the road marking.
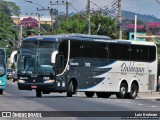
[137,104,143,106]
[115,100,120,102]
[150,106,157,108]
[126,101,131,104]
[106,99,111,101]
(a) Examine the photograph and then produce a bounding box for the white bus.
[12,34,157,99]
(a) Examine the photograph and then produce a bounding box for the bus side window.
[131,45,142,61]
[82,41,94,58]
[108,43,118,60]
[141,46,149,62]
[94,42,108,59]
[70,40,82,58]
[149,46,156,62]
[118,44,130,60]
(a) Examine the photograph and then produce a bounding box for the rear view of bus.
[0,48,7,95]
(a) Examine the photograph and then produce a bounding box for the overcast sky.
[5,0,160,19]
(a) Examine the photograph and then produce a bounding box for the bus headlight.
[18,80,25,83]
[44,80,55,83]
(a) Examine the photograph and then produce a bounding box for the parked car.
[7,68,14,80]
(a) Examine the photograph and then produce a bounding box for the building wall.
[129,32,146,41]
[11,16,52,25]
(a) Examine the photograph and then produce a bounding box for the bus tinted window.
[149,46,156,62]
[94,42,108,59]
[70,40,81,58]
[82,41,94,58]
[131,45,141,61]
[108,43,118,59]
[141,46,148,62]
[119,44,130,60]
[59,40,68,60]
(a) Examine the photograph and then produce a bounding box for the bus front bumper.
[18,82,57,91]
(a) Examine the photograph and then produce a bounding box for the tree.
[0,0,20,16]
[56,13,119,39]
[56,14,87,34]
[91,12,119,39]
[0,0,20,55]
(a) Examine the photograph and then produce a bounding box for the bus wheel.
[0,90,3,95]
[116,82,127,99]
[67,81,73,97]
[96,92,103,98]
[36,90,42,97]
[85,92,94,97]
[127,83,138,99]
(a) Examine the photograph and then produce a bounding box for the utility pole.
[36,1,65,33]
[19,25,23,47]
[134,15,137,41]
[37,13,41,36]
[37,7,58,33]
[87,0,91,35]
[118,0,122,39]
[66,0,69,21]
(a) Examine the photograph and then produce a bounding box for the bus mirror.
[51,51,58,64]
[10,50,17,64]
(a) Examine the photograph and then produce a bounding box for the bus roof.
[24,34,111,41]
[24,34,156,46]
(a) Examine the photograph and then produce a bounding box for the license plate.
[31,85,37,89]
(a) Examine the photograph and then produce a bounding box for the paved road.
[0,81,160,120]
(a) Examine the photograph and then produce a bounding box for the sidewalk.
[137,91,160,100]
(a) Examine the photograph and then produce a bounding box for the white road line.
[115,100,120,102]
[106,99,111,101]
[150,106,157,108]
[126,101,132,104]
[137,104,143,106]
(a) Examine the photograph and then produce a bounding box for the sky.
[5,0,160,19]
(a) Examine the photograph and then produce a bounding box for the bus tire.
[96,92,102,98]
[36,90,42,97]
[0,90,3,95]
[67,81,73,97]
[127,83,138,99]
[85,92,94,97]
[116,82,127,99]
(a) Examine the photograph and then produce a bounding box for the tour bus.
[12,34,157,98]
[0,48,7,95]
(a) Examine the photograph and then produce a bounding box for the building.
[128,31,146,41]
[11,15,53,25]
[124,24,146,41]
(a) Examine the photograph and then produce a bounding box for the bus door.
[56,53,65,75]
[147,46,157,91]
[56,40,68,75]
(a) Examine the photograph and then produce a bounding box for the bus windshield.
[0,49,5,76]
[18,40,57,75]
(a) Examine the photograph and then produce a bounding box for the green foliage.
[0,0,20,16]
[56,14,87,34]
[55,13,119,39]
[0,1,20,56]
[91,13,119,39]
